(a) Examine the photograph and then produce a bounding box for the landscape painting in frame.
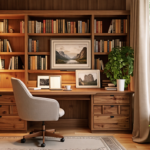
[50,39,91,70]
[76,70,100,88]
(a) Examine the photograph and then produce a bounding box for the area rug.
[0,136,126,150]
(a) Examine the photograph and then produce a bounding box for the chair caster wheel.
[30,132,33,134]
[21,138,26,143]
[41,143,46,147]
[60,138,65,142]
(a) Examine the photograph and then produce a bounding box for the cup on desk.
[64,85,71,90]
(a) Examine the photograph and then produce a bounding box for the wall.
[0,0,126,10]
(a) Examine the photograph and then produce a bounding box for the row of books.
[28,39,39,52]
[94,39,126,53]
[101,80,111,88]
[28,19,90,33]
[108,19,127,33]
[8,56,24,69]
[94,20,102,33]
[0,39,12,52]
[28,55,48,70]
[0,19,8,33]
[20,21,25,33]
[95,58,104,70]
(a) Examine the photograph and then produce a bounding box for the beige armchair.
[11,77,65,147]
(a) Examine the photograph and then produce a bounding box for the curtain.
[130,0,150,143]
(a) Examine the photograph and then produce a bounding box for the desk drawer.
[94,123,129,130]
[0,116,25,130]
[0,95,15,104]
[103,105,118,114]
[94,115,129,124]
[94,95,130,104]
[10,105,18,115]
[0,105,10,115]
[120,106,130,115]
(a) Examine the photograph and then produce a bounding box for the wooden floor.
[0,128,150,150]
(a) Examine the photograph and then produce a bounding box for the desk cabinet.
[91,94,132,132]
[0,95,27,132]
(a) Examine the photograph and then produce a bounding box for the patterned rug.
[0,136,126,150]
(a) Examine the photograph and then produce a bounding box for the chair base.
[21,122,64,147]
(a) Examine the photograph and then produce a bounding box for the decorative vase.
[117,79,125,91]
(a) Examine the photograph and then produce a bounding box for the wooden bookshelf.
[0,10,130,89]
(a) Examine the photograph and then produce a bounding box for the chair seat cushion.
[59,108,65,117]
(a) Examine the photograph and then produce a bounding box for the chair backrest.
[11,77,33,119]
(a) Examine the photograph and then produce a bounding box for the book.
[0,56,2,69]
[94,19,96,33]
[105,87,117,90]
[104,41,107,52]
[7,41,12,52]
[28,87,41,90]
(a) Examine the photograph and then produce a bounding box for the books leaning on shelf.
[28,55,48,70]
[0,39,12,52]
[28,19,90,33]
[108,19,127,33]
[20,21,25,33]
[8,56,24,70]
[94,19,102,33]
[0,19,8,33]
[28,39,39,52]
[94,39,126,53]
[28,87,41,90]
[95,58,104,70]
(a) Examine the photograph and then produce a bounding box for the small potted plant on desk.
[104,46,134,91]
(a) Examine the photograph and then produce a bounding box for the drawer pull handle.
[110,116,114,118]
[111,105,114,107]
[0,105,1,107]
[0,95,2,97]
[0,116,2,118]
[110,95,114,96]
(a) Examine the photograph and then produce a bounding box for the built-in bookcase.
[0,10,130,89]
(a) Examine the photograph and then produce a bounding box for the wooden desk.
[0,88,134,133]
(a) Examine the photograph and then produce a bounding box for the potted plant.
[104,46,134,91]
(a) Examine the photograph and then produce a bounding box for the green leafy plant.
[104,46,134,88]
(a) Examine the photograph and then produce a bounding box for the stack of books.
[28,19,90,33]
[94,39,126,53]
[28,55,48,70]
[28,39,39,52]
[0,39,12,52]
[8,56,24,69]
[108,19,127,33]
[0,19,8,33]
[105,83,117,90]
[20,21,25,33]
[95,58,104,70]
[94,20,102,33]
[101,80,110,88]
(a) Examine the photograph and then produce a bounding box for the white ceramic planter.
[117,79,125,91]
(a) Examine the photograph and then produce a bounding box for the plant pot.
[117,79,125,91]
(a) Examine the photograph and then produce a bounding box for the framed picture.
[50,39,91,70]
[76,70,100,88]
[49,75,62,90]
[37,76,49,89]
[1,59,5,69]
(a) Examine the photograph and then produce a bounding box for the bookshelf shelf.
[94,33,127,36]
[0,52,25,55]
[0,33,25,37]
[94,52,109,55]
[28,70,75,74]
[0,70,25,72]
[28,52,50,55]
[28,33,91,36]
